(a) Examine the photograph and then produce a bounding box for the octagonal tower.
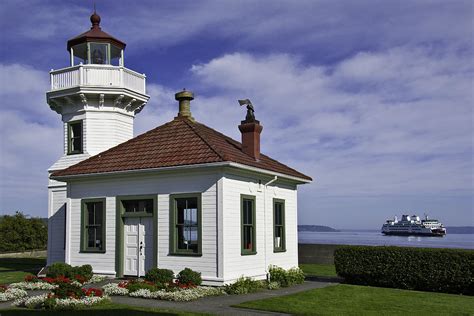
[46,11,150,265]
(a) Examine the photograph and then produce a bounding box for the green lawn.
[236,284,474,316]
[0,257,46,284]
[0,302,205,316]
[299,264,337,277]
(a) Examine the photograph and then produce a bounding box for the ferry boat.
[381,214,446,236]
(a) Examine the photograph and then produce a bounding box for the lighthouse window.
[89,43,109,65]
[67,121,83,154]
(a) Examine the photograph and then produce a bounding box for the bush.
[47,263,93,281]
[47,263,72,278]
[0,212,47,252]
[52,282,84,299]
[334,245,474,295]
[268,265,305,287]
[126,281,158,293]
[224,277,266,295]
[145,268,174,284]
[177,268,202,286]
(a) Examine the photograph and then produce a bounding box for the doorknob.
[139,241,143,255]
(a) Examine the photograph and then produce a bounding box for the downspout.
[263,176,277,280]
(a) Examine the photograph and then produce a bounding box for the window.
[89,43,109,64]
[170,194,201,255]
[81,199,106,252]
[122,199,153,214]
[273,199,286,252]
[68,121,82,154]
[241,195,256,255]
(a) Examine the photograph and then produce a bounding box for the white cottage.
[46,12,312,285]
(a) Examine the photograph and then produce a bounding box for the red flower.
[118,281,129,288]
[41,277,55,284]
[73,275,87,284]
[83,288,103,297]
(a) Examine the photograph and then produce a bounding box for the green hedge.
[334,245,474,295]
[0,212,47,252]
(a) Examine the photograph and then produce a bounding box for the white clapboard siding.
[67,171,220,278]
[47,188,67,265]
[221,172,298,282]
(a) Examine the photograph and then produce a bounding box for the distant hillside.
[298,225,339,232]
[446,226,474,234]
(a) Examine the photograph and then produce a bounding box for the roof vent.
[175,89,195,121]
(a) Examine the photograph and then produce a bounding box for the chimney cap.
[175,89,194,101]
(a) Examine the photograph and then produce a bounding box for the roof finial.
[90,4,101,29]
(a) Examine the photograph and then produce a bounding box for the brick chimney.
[239,118,263,160]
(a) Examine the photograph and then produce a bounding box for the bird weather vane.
[238,99,255,122]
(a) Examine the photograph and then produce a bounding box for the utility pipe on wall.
[263,176,277,280]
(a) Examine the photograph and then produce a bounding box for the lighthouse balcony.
[49,64,146,95]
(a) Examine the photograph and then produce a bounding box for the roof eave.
[51,161,313,184]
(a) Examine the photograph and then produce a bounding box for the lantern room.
[67,11,126,66]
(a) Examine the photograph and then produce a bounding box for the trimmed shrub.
[145,268,174,284]
[47,263,72,278]
[177,268,202,286]
[334,245,474,295]
[126,281,157,293]
[268,265,305,287]
[52,282,84,299]
[224,277,266,295]
[72,265,93,280]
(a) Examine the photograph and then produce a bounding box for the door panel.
[124,217,154,277]
[124,218,139,276]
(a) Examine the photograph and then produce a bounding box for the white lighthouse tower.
[46,11,149,264]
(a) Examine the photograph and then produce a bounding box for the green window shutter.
[241,194,256,255]
[169,193,202,256]
[81,198,106,253]
[273,199,286,252]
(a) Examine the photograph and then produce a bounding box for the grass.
[0,302,206,316]
[236,284,474,316]
[0,257,46,284]
[299,264,337,277]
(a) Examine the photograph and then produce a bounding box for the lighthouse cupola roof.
[67,11,126,66]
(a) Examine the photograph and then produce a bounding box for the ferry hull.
[382,231,446,237]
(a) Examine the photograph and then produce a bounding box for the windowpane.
[174,197,199,254]
[273,201,285,251]
[243,226,253,250]
[90,43,109,64]
[84,201,104,251]
[123,199,153,213]
[69,122,82,153]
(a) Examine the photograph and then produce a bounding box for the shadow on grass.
[0,258,46,273]
[0,310,179,316]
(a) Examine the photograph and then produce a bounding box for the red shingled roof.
[51,117,312,181]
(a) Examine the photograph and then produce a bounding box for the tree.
[0,212,47,252]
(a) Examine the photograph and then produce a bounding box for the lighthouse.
[46,11,149,264]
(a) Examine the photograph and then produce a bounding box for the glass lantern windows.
[70,42,123,66]
[90,43,108,64]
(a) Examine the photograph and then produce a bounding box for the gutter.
[51,161,313,183]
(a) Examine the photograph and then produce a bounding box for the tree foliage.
[0,212,47,252]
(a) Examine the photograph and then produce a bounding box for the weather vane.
[238,99,255,121]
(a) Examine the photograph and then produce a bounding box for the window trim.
[67,120,83,155]
[273,198,286,253]
[241,194,257,255]
[80,198,106,253]
[169,193,202,256]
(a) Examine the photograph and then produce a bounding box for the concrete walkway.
[111,280,335,315]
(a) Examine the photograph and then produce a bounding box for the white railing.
[50,64,146,94]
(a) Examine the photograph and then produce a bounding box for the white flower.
[85,275,107,284]
[54,296,109,309]
[9,282,57,290]
[0,288,28,302]
[102,283,129,296]
[127,286,225,302]
[13,293,49,308]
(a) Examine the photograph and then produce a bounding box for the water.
[298,230,474,249]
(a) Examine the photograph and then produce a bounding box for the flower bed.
[103,282,224,302]
[13,292,109,310]
[9,274,106,291]
[0,287,28,302]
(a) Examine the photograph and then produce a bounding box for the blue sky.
[0,0,472,229]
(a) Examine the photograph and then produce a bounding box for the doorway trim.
[115,194,158,277]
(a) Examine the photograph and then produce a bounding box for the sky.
[0,0,472,229]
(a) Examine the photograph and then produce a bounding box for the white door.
[124,217,153,276]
